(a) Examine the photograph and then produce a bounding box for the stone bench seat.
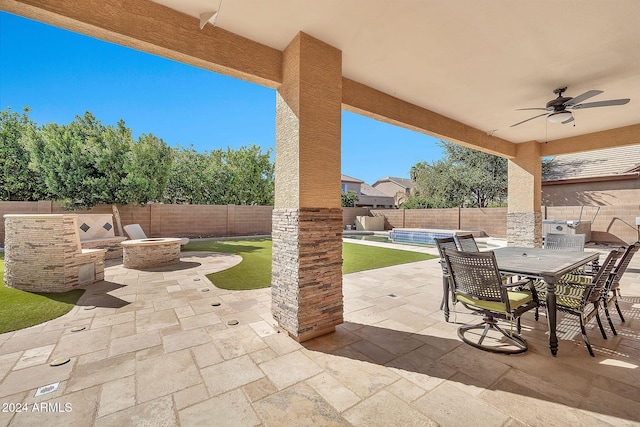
[77,214,128,259]
[81,236,128,259]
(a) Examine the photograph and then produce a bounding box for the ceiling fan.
[510,87,630,127]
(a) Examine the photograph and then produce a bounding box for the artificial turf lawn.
[184,238,435,291]
[0,253,85,334]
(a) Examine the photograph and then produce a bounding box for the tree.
[122,133,174,204]
[0,107,48,201]
[164,144,274,205]
[399,194,427,209]
[341,190,359,207]
[163,145,216,204]
[218,145,274,205]
[28,112,172,209]
[409,140,508,208]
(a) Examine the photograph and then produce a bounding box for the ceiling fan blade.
[564,90,603,106]
[571,98,630,109]
[516,108,550,111]
[562,116,574,125]
[510,112,548,127]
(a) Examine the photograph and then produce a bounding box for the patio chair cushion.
[533,273,592,302]
[456,290,533,314]
[555,284,589,310]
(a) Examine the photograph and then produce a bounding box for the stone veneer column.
[507,141,542,247]
[271,32,343,342]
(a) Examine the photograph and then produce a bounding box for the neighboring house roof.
[543,145,640,182]
[360,183,392,198]
[372,176,415,189]
[341,174,364,184]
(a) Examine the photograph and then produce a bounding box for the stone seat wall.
[77,214,127,259]
[3,214,106,292]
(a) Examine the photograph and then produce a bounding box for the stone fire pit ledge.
[120,238,182,269]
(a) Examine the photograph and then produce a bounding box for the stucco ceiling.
[151,1,640,145]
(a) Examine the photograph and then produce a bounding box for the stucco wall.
[543,179,640,206]
[371,207,507,238]
[546,204,640,244]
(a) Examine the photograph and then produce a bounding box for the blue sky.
[0,12,443,184]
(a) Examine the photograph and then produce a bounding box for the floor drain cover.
[211,302,221,306]
[34,382,60,397]
[50,357,70,367]
[83,306,96,310]
[227,320,239,326]
[70,326,86,332]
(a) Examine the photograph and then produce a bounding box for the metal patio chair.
[553,247,624,356]
[443,249,538,354]
[435,237,460,322]
[601,242,640,335]
[534,233,589,320]
[455,233,480,252]
[543,233,585,251]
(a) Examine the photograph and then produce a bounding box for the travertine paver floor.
[1,242,639,426]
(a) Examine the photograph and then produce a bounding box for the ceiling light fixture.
[547,111,572,124]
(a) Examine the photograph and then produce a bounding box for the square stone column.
[507,141,542,247]
[271,32,343,342]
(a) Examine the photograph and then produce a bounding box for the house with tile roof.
[372,176,416,207]
[341,175,395,208]
[542,144,640,206]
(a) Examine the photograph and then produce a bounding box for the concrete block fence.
[2,202,639,246]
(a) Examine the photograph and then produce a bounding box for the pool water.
[389,229,454,246]
[343,235,392,243]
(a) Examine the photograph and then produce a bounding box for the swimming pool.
[343,228,462,247]
[389,228,455,246]
[343,234,392,244]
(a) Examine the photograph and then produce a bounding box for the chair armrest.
[504,279,538,304]
[503,279,533,289]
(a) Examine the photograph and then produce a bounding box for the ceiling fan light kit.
[510,87,630,128]
[547,111,572,123]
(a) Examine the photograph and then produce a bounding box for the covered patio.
[0,240,639,425]
[1,1,640,424]
[2,0,639,342]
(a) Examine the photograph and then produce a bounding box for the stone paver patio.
[1,240,639,426]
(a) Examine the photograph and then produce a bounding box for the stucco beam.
[540,124,640,157]
[341,78,517,159]
[0,0,283,88]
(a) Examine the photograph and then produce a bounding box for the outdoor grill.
[542,219,592,242]
[543,206,600,243]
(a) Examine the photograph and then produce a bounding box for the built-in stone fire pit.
[120,238,181,269]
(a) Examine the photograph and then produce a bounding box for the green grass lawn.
[184,238,435,290]
[0,253,85,335]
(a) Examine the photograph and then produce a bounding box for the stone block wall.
[460,208,507,238]
[507,212,542,247]
[3,214,105,292]
[272,208,343,341]
[342,207,370,229]
[2,202,639,245]
[546,205,640,244]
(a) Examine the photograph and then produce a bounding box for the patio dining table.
[492,246,600,356]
